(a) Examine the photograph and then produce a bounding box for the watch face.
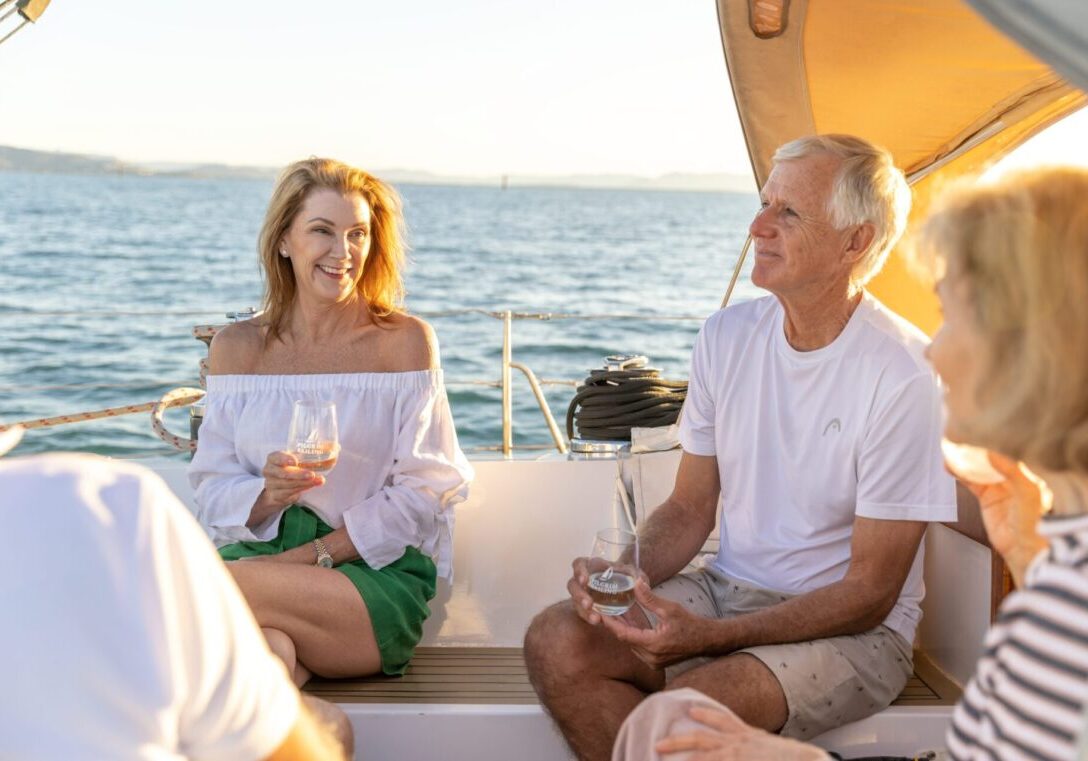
[318,555,334,569]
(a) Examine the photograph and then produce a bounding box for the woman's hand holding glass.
[250,401,339,522]
[947,447,1050,587]
[258,450,326,511]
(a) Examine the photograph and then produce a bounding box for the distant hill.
[151,163,279,181]
[0,144,755,193]
[0,145,140,175]
[499,171,755,193]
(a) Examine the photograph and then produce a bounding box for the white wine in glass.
[587,528,639,616]
[287,400,340,473]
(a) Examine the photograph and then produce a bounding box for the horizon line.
[0,142,757,189]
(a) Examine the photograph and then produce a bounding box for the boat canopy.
[0,0,51,46]
[716,0,1087,334]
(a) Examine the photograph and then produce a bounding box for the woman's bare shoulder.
[376,313,439,372]
[207,320,265,374]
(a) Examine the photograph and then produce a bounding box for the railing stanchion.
[501,310,513,457]
[721,236,752,309]
[510,362,568,454]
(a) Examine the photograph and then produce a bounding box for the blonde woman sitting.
[189,158,473,684]
[612,167,1088,760]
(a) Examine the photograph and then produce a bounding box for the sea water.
[0,172,759,457]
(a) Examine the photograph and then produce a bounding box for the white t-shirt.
[679,293,957,644]
[188,370,473,578]
[0,454,300,760]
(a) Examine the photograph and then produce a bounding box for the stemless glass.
[587,528,639,616]
[941,438,1004,485]
[287,400,340,473]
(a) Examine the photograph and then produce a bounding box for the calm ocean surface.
[0,172,760,458]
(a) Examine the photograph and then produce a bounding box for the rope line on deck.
[0,390,204,434]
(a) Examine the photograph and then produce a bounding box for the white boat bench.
[151,450,991,760]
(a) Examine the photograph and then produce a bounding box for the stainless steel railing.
[0,307,712,456]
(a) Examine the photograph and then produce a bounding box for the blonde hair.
[913,167,1088,474]
[773,135,911,286]
[258,157,406,342]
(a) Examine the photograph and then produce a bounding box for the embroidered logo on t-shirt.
[823,418,842,435]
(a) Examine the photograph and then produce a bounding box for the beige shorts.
[650,566,913,740]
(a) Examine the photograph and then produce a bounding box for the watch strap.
[312,538,334,568]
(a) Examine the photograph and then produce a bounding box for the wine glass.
[587,528,639,616]
[287,400,340,473]
[941,438,1004,485]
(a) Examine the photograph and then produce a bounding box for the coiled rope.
[566,367,687,442]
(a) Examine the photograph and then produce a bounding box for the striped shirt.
[948,513,1088,760]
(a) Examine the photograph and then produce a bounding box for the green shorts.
[218,504,437,676]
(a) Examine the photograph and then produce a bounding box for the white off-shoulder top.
[188,371,473,579]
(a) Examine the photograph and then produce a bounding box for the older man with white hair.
[524,134,957,760]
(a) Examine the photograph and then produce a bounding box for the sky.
[0,0,1084,180]
[0,0,747,178]
[988,109,1088,177]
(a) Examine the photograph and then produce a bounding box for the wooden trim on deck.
[305,647,538,705]
[903,650,962,707]
[304,647,961,707]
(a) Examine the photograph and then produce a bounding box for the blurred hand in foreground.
[655,703,830,760]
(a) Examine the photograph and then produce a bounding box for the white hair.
[772,135,911,286]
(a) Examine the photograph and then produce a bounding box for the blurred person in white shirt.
[0,442,353,760]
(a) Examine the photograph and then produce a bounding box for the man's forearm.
[638,498,715,586]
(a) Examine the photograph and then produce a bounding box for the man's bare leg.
[524,601,665,761]
[667,653,789,732]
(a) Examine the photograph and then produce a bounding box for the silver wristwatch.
[312,538,334,569]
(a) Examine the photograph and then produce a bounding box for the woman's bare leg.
[229,562,383,678]
[262,626,313,686]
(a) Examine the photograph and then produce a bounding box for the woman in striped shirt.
[917,168,1088,761]
[613,167,1088,760]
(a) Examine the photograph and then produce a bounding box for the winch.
[567,354,687,454]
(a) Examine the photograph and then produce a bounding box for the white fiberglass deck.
[150,451,986,760]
